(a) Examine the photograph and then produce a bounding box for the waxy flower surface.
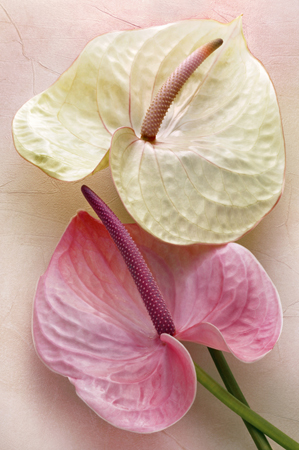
[13,17,285,245]
[33,192,282,433]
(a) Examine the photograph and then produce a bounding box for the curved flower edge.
[107,16,285,245]
[109,124,284,245]
[32,211,282,432]
[70,333,197,433]
[13,16,285,244]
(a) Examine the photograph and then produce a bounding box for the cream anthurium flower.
[13,17,285,244]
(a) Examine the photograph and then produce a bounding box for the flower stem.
[208,348,272,450]
[194,361,299,450]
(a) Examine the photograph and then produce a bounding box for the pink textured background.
[1,0,298,449]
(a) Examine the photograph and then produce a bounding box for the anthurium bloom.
[33,188,282,433]
[13,17,285,245]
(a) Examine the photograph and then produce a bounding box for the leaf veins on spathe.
[13,17,285,244]
[33,192,282,432]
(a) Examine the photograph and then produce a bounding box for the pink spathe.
[33,212,282,433]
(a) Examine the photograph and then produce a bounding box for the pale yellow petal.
[110,18,284,244]
[13,32,118,180]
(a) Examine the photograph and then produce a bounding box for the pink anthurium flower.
[33,187,282,433]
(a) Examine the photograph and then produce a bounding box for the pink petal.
[71,334,196,433]
[174,244,282,362]
[33,212,196,432]
[127,233,282,363]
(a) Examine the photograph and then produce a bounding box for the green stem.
[194,361,299,450]
[208,348,272,450]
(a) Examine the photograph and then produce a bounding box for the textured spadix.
[33,210,282,432]
[81,185,175,336]
[13,17,285,244]
[141,38,223,140]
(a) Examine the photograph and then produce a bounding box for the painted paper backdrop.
[1,0,298,449]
